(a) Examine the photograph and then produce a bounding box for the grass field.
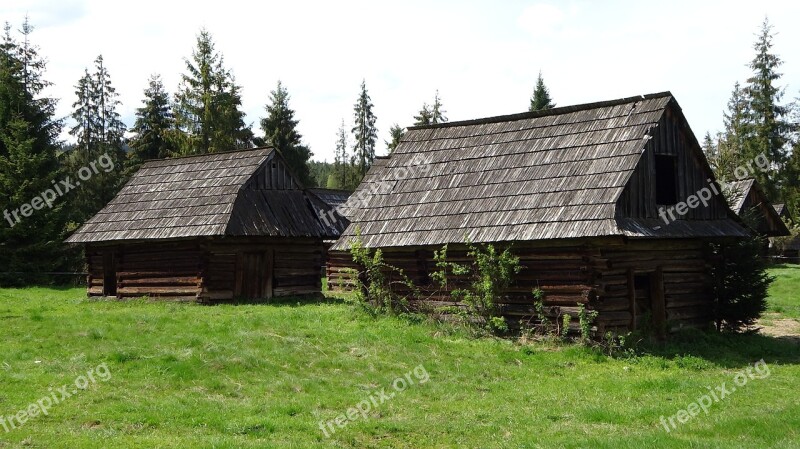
[766,264,800,319]
[0,267,798,448]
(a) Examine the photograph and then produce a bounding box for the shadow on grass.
[631,327,800,369]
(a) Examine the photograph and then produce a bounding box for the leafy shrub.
[348,232,420,315]
[432,241,521,335]
[577,303,598,344]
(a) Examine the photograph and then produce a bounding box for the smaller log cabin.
[329,92,751,335]
[66,148,345,301]
[726,179,789,238]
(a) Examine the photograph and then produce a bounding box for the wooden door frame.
[102,250,118,297]
[628,267,666,338]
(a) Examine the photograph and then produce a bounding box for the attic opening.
[655,154,678,205]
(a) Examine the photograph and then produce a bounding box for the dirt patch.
[758,313,800,344]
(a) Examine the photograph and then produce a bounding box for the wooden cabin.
[726,179,789,237]
[773,203,790,222]
[66,148,345,301]
[329,92,749,335]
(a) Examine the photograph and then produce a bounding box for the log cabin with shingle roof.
[726,178,790,238]
[328,92,750,335]
[67,147,346,301]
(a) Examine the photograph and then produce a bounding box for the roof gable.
[727,179,790,236]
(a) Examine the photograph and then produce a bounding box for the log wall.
[327,238,717,334]
[86,237,326,302]
[87,241,203,301]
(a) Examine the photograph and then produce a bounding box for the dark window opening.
[655,155,678,205]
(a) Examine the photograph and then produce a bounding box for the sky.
[2,0,799,162]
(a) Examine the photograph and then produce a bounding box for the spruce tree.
[175,29,252,154]
[413,104,433,126]
[351,80,377,179]
[711,83,753,180]
[0,20,69,285]
[785,123,800,220]
[744,18,792,200]
[67,55,126,224]
[431,90,447,124]
[333,119,350,189]
[386,123,405,153]
[127,74,177,173]
[413,90,448,126]
[529,71,555,112]
[260,80,312,185]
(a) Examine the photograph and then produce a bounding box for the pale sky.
[2,0,799,162]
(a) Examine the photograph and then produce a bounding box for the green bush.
[348,232,419,315]
[432,241,521,335]
[709,235,773,332]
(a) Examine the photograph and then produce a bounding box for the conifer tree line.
[0,17,797,284]
[703,18,799,223]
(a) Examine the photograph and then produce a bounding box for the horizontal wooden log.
[118,276,199,286]
[118,295,199,302]
[118,271,200,278]
[593,297,631,312]
[117,287,200,295]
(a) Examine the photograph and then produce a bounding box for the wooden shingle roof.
[727,179,756,214]
[308,188,352,209]
[336,156,390,220]
[67,148,344,243]
[332,92,744,250]
[726,178,790,237]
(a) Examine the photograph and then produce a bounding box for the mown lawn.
[767,264,800,319]
[0,267,798,448]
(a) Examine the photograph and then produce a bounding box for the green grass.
[0,269,798,448]
[767,264,800,318]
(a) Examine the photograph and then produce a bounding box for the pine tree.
[711,83,753,180]
[333,119,350,189]
[351,80,377,179]
[431,90,447,124]
[413,104,433,126]
[94,57,122,143]
[67,55,127,224]
[529,71,555,112]
[386,123,405,153]
[785,108,800,220]
[744,18,792,200]
[0,20,69,285]
[127,74,177,173]
[69,69,96,157]
[175,29,253,154]
[413,90,448,127]
[260,80,313,185]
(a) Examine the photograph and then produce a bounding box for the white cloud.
[517,3,566,37]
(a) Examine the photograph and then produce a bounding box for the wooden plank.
[651,267,666,339]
